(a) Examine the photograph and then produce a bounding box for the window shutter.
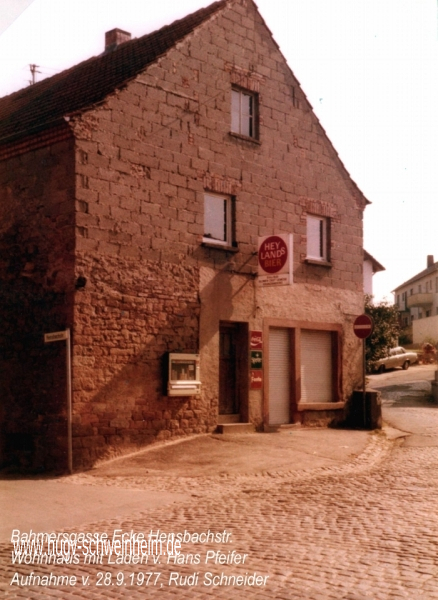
[268,328,290,424]
[300,330,332,403]
[231,90,240,134]
[307,216,321,259]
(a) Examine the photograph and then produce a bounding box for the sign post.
[353,315,374,428]
[44,329,72,474]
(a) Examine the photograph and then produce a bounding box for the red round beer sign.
[258,235,288,274]
[353,314,374,339]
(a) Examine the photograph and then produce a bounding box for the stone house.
[0,0,369,472]
[394,255,438,344]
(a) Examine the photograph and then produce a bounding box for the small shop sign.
[250,350,263,370]
[250,370,263,389]
[249,331,263,389]
[250,330,263,349]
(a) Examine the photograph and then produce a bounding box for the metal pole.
[66,328,73,474]
[363,339,366,429]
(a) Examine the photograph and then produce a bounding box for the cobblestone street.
[2,368,438,599]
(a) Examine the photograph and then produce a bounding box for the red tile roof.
[0,1,226,146]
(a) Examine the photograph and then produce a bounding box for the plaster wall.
[200,266,364,427]
[413,315,438,345]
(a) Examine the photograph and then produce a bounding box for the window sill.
[229,132,261,145]
[202,241,239,253]
[305,258,332,268]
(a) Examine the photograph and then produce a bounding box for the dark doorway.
[219,322,248,419]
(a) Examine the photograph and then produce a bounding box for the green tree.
[364,295,400,372]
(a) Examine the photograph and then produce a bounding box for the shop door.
[219,324,239,414]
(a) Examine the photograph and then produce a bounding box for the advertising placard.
[250,330,263,349]
[250,370,263,389]
[257,233,293,286]
[250,351,263,370]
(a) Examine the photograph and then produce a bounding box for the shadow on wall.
[68,252,207,472]
[71,351,212,471]
[0,279,72,473]
[199,265,254,349]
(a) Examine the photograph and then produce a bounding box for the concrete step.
[217,414,240,424]
[216,423,255,434]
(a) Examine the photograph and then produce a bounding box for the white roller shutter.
[301,330,332,403]
[268,328,290,424]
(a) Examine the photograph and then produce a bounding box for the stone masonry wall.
[0,136,75,471]
[72,255,204,468]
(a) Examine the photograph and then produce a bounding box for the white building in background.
[363,250,385,297]
[393,255,438,344]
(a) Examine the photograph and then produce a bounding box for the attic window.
[231,88,258,139]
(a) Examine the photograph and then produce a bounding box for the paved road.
[1,365,438,599]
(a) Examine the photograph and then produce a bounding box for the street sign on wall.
[44,330,69,343]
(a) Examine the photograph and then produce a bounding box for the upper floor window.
[203,193,233,247]
[306,215,329,262]
[231,88,257,139]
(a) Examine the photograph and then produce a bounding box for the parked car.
[373,347,418,373]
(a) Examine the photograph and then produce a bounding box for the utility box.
[349,389,382,429]
[165,353,201,397]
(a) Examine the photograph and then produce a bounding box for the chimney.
[105,28,131,53]
[427,255,434,268]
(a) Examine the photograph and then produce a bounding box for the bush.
[364,295,400,372]
[398,330,412,346]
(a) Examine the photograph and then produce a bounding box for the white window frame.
[306,215,329,262]
[231,88,257,138]
[203,193,233,247]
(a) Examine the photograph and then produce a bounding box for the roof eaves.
[0,0,228,148]
[364,250,385,273]
[392,263,438,292]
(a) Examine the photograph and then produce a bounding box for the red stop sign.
[353,314,374,339]
[258,235,288,274]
